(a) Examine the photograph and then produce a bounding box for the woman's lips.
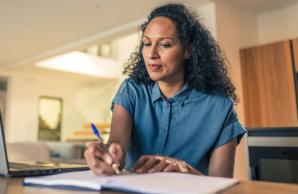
[148,64,162,72]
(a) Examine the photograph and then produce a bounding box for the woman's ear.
[184,44,192,59]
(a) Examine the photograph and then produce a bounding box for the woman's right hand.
[84,142,123,175]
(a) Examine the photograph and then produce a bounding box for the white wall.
[214,0,259,180]
[115,32,139,65]
[258,3,298,44]
[2,70,120,142]
[197,2,217,39]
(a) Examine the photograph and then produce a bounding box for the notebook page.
[24,170,238,193]
[24,170,110,190]
[105,172,238,194]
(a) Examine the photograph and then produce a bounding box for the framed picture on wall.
[38,96,63,141]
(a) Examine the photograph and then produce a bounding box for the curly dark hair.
[123,3,238,102]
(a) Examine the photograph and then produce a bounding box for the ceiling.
[1,0,298,69]
[0,0,209,68]
[230,0,298,14]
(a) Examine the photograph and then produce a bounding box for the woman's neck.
[157,79,185,98]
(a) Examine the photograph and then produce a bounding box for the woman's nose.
[149,46,159,59]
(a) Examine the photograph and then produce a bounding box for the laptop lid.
[0,111,9,175]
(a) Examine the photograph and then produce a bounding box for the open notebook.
[24,170,238,194]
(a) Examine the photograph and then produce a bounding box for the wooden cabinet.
[240,40,298,127]
[293,38,298,71]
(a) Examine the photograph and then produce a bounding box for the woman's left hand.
[130,155,203,175]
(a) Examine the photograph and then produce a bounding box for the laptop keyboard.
[9,162,54,170]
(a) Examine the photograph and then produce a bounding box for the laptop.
[0,112,89,177]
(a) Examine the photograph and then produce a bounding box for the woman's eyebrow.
[143,34,174,40]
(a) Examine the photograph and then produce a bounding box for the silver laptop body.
[0,112,88,177]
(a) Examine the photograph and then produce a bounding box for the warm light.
[36,51,122,78]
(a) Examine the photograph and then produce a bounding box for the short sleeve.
[111,79,135,116]
[213,101,246,148]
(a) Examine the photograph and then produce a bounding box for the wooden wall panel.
[240,41,298,127]
[292,38,298,72]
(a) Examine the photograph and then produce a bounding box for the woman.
[84,3,245,177]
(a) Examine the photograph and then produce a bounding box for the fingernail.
[106,157,112,164]
[148,169,154,173]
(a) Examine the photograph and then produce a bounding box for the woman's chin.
[148,75,161,82]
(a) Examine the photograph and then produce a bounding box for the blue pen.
[90,123,120,174]
[91,123,103,141]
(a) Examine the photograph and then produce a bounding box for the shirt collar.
[151,82,192,103]
[151,82,162,102]
[173,82,192,104]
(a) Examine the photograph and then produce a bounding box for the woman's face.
[142,16,189,84]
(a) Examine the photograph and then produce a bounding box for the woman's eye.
[143,42,151,47]
[159,43,171,48]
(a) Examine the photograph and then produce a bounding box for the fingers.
[162,160,190,173]
[132,155,159,173]
[108,143,123,166]
[131,155,146,172]
[177,161,189,173]
[163,162,179,172]
[148,159,168,173]
[131,155,195,174]
[84,142,115,175]
[89,142,113,164]
[96,143,113,164]
[149,156,179,173]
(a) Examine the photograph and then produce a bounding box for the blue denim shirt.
[112,78,246,175]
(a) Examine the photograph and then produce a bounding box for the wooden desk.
[1,177,298,194]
